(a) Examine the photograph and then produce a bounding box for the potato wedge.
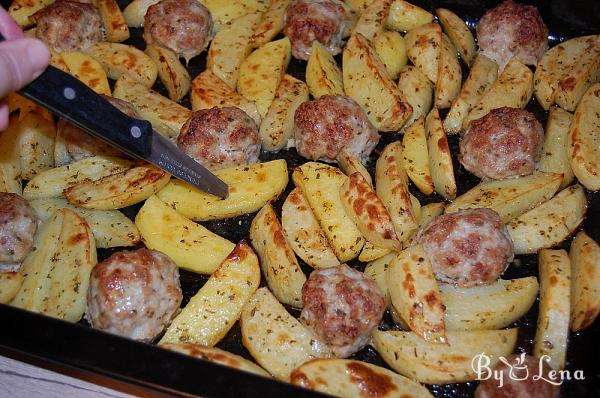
[443,54,498,134]
[337,151,373,187]
[373,30,407,81]
[306,41,344,98]
[445,172,563,222]
[290,359,433,398]
[190,70,261,126]
[533,249,571,371]
[16,110,55,180]
[436,8,476,65]
[11,209,96,322]
[53,123,72,167]
[237,37,292,118]
[404,23,442,83]
[396,65,433,128]
[387,245,446,343]
[359,242,392,263]
[508,184,587,255]
[281,188,340,270]
[136,195,234,274]
[343,33,412,132]
[425,108,456,200]
[402,116,433,195]
[404,202,445,247]
[23,156,133,200]
[85,42,157,87]
[352,0,392,42]
[250,0,290,49]
[96,0,130,42]
[260,74,309,151]
[208,12,262,89]
[160,242,260,346]
[386,0,433,32]
[240,287,332,380]
[569,231,600,331]
[144,45,191,102]
[0,115,23,194]
[60,51,111,95]
[160,344,270,377]
[434,34,461,109]
[294,162,364,262]
[8,0,54,28]
[538,107,575,189]
[122,0,159,27]
[250,203,306,307]
[30,197,140,249]
[463,58,533,129]
[0,272,24,304]
[157,159,288,221]
[64,164,171,210]
[568,83,600,190]
[364,252,395,305]
[372,329,518,384]
[534,35,600,111]
[200,0,269,31]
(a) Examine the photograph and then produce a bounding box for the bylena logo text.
[471,352,585,388]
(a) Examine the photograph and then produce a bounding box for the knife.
[0,34,229,199]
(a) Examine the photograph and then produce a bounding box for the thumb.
[0,38,50,98]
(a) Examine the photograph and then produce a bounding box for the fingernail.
[26,39,50,78]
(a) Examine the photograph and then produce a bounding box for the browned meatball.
[293,95,379,163]
[417,208,513,287]
[34,0,104,52]
[283,0,346,60]
[86,248,183,342]
[144,0,213,62]
[0,193,39,272]
[300,264,386,358]
[177,107,260,171]
[460,107,544,180]
[475,354,560,398]
[476,0,548,70]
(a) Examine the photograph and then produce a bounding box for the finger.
[0,38,50,98]
[0,102,9,131]
[0,6,24,40]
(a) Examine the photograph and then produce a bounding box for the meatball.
[461,107,544,180]
[300,264,386,358]
[144,0,213,62]
[86,248,183,342]
[177,107,260,171]
[476,0,548,70]
[293,95,379,163]
[0,193,39,272]
[417,208,513,287]
[34,0,104,52]
[283,0,346,60]
[475,354,560,398]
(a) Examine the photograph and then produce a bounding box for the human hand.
[0,6,50,130]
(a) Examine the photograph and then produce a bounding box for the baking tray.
[0,0,599,397]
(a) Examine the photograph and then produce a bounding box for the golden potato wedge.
[64,164,171,210]
[190,70,261,126]
[200,0,269,31]
[49,49,70,73]
[113,75,191,140]
[463,58,533,129]
[260,74,309,151]
[5,92,52,120]
[96,0,130,42]
[359,241,392,263]
[281,188,340,270]
[372,329,518,384]
[7,0,54,28]
[352,0,392,42]
[294,162,365,263]
[569,231,600,331]
[160,242,260,346]
[250,203,306,308]
[534,35,600,111]
[160,344,270,377]
[345,0,372,13]
[538,107,575,189]
[402,116,433,195]
[157,159,288,221]
[387,245,446,343]
[237,37,292,118]
[145,45,191,102]
[364,252,395,305]
[436,8,476,65]
[507,184,587,255]
[404,23,442,83]
[443,54,498,134]
[0,272,24,304]
[386,0,433,32]
[396,65,433,128]
[60,52,111,95]
[11,209,96,322]
[290,359,433,398]
[53,126,71,167]
[85,42,157,88]
[208,12,262,89]
[445,172,563,222]
[534,249,571,370]
[250,0,290,49]
[337,151,373,187]
[306,41,344,98]
[343,33,412,132]
[425,108,456,200]
[568,83,600,190]
[240,287,332,380]
[16,110,55,180]
[434,34,461,109]
[373,30,407,81]
[23,156,133,200]
[122,0,159,27]
[136,195,235,275]
[30,197,140,249]
[0,115,23,194]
